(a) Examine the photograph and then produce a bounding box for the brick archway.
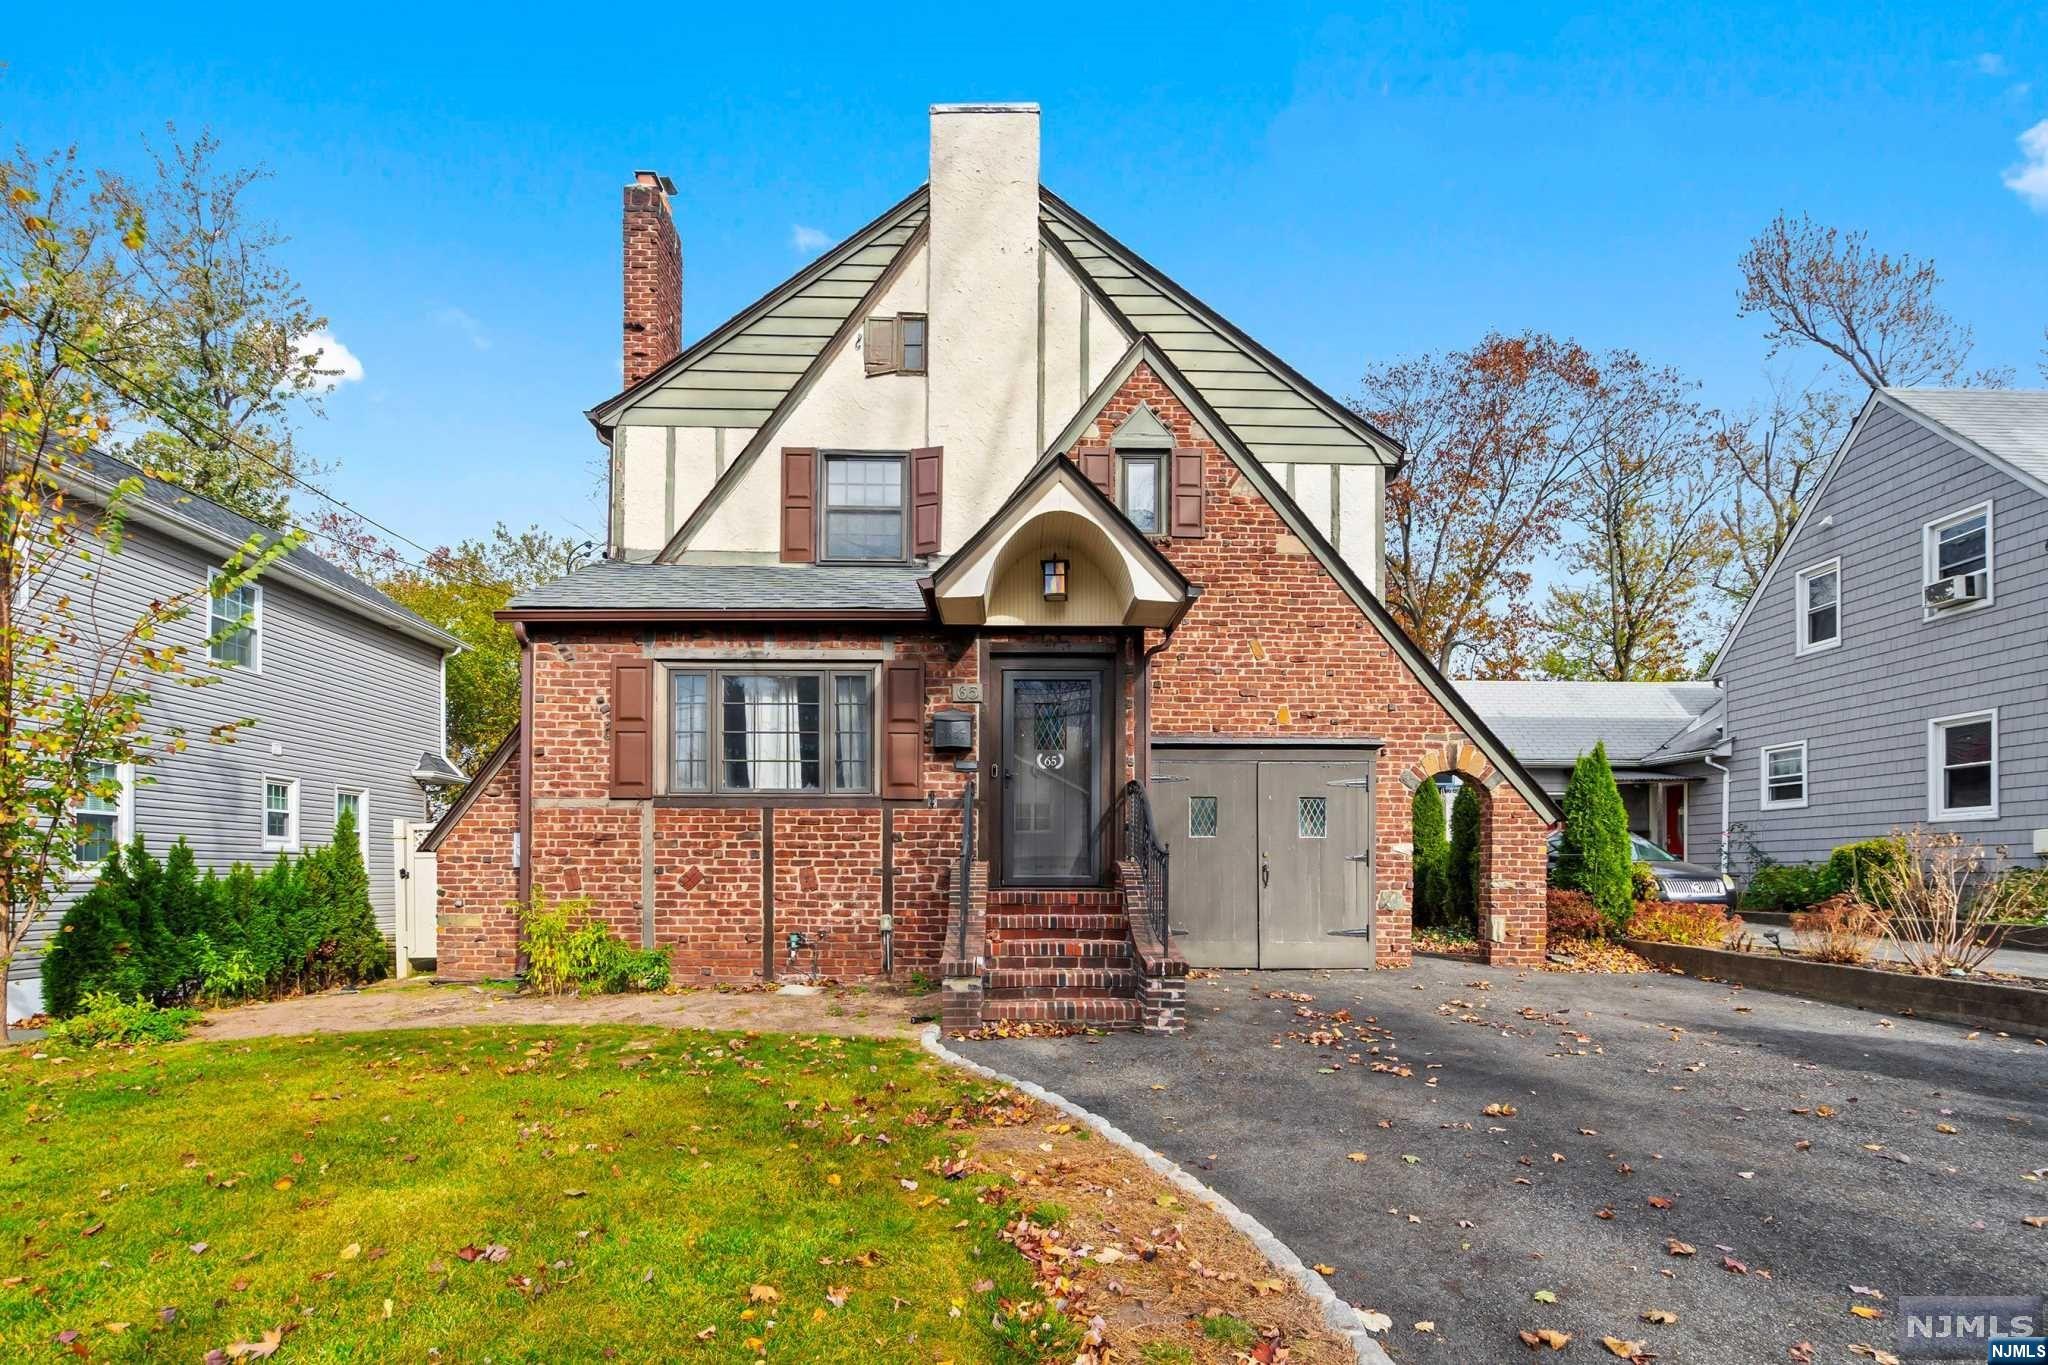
[1398,738,1547,968]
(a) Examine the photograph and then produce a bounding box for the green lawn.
[0,1026,1080,1362]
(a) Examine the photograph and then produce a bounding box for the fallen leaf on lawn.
[825,1174,841,1187]
[1602,1337,1649,1358]
[1850,1304,1884,1319]
[563,1189,588,1199]
[825,1286,849,1307]
[898,1179,918,1192]
[272,1178,292,1191]
[226,1327,283,1359]
[189,1242,208,1255]
[339,1243,360,1261]
[1641,1309,1677,1324]
[81,1222,103,1238]
[695,1327,716,1341]
[104,1322,128,1333]
[747,1284,781,1304]
[1666,1240,1695,1257]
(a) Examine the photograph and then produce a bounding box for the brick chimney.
[622,170,682,387]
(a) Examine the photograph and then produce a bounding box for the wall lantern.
[1041,557,1069,601]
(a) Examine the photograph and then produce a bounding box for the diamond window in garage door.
[1297,795,1327,839]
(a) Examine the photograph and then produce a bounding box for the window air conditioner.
[1923,573,1986,608]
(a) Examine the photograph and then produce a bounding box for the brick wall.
[433,745,521,980]
[1069,363,1553,966]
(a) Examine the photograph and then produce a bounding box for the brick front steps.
[984,889,1142,1029]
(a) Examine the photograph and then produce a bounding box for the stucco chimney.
[928,103,1040,548]
[622,170,682,387]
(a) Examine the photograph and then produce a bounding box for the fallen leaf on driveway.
[1848,1346,1901,1365]
[1601,1337,1650,1359]
[1641,1309,1677,1323]
[1357,1309,1391,1333]
[1665,1240,1695,1256]
[1346,1152,1369,1163]
[2022,1216,2046,1228]
[1723,1256,1749,1274]
[1850,1305,1884,1319]
[1413,1320,1436,1333]
[1849,1285,1885,1299]
[1647,1196,1673,1209]
[1519,1328,1571,1349]
[1787,1343,1815,1363]
[1532,1290,1557,1303]
[1312,1263,1337,1276]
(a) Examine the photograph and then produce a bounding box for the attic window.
[863,314,927,376]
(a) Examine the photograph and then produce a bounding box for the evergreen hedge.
[42,809,389,1016]
[1410,780,1450,927]
[1554,742,1635,931]
[1448,781,1482,929]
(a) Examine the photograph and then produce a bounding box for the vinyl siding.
[1719,403,2048,869]
[13,505,447,1003]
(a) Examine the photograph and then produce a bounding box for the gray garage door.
[1151,747,1374,969]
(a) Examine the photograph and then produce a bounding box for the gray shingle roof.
[1455,681,1722,766]
[1882,388,2048,490]
[507,561,930,613]
[66,448,455,647]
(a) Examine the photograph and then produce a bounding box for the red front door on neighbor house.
[1663,785,1685,859]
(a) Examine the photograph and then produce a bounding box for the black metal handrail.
[953,774,976,961]
[1117,780,1169,945]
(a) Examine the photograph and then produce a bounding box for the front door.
[1153,751,1374,969]
[1000,670,1103,884]
[1662,786,1686,859]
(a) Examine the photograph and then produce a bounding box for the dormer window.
[862,313,927,376]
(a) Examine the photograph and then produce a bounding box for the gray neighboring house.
[7,450,464,1024]
[1708,387,2048,871]
[1461,681,1728,861]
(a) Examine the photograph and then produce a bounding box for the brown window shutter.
[1170,446,1206,538]
[863,317,896,376]
[1076,449,1113,499]
[881,660,926,800]
[910,446,943,556]
[780,447,816,562]
[610,658,655,798]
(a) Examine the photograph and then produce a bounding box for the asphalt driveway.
[958,956,2048,1363]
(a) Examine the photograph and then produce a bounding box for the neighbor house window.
[668,666,875,795]
[209,571,261,668]
[1795,559,1840,654]
[1120,454,1162,534]
[1929,710,1996,820]
[821,453,907,561]
[1759,741,1807,810]
[264,777,299,851]
[1923,502,1992,612]
[334,788,369,860]
[75,761,130,866]
[862,313,927,376]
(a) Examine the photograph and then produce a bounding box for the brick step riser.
[987,915,1130,938]
[981,998,1141,1027]
[987,968,1138,994]
[994,957,1133,974]
[988,891,1124,910]
[991,939,1132,961]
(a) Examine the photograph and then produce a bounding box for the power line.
[54,334,446,572]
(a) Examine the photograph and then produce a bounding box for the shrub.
[1826,837,1907,909]
[1410,782,1449,927]
[40,827,391,1017]
[1448,782,1481,929]
[1546,888,1605,939]
[1630,901,1742,947]
[45,992,200,1048]
[1997,868,2048,924]
[1739,862,1835,912]
[1629,860,1660,905]
[1871,828,2012,976]
[1790,893,1890,964]
[1555,743,1634,931]
[520,894,671,996]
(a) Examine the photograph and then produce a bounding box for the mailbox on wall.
[930,709,974,752]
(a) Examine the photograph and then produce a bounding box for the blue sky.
[6,3,2044,552]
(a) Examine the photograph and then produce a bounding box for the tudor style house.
[10,448,464,1025]
[1707,387,2048,871]
[425,105,1559,1030]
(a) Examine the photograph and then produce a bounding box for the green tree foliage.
[1554,742,1634,929]
[1410,780,1449,927]
[40,833,389,1015]
[1448,782,1482,927]
[318,517,582,775]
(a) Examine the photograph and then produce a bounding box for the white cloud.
[293,329,365,385]
[1975,52,2008,77]
[431,306,492,351]
[2004,119,2048,212]
[790,224,832,255]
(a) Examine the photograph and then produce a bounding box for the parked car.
[1547,832,1736,907]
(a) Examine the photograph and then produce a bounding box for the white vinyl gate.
[392,819,438,975]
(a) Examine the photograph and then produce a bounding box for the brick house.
[424,104,1559,1031]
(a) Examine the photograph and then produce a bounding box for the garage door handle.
[1260,863,1270,888]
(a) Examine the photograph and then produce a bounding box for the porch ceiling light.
[1042,557,1069,601]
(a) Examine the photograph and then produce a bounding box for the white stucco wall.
[618,424,754,560]
[1337,465,1382,596]
[928,104,1041,552]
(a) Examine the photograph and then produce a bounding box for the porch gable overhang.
[923,457,1195,630]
